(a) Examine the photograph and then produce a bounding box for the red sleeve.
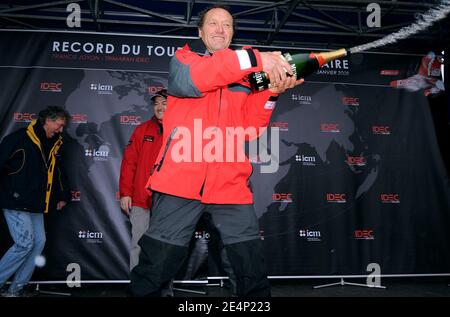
[119,125,144,197]
[169,46,264,96]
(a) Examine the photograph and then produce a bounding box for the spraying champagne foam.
[350,0,450,53]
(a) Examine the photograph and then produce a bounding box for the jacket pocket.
[6,187,38,210]
[6,149,25,175]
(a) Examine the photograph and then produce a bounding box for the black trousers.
[129,192,270,297]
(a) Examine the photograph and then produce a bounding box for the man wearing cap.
[119,89,167,271]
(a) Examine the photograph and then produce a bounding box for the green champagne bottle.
[249,48,347,91]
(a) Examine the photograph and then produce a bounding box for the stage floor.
[31,277,450,297]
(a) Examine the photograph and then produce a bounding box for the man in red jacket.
[119,89,166,270]
[130,5,303,297]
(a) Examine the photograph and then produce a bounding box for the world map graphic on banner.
[64,70,167,251]
[66,70,166,158]
[252,82,380,221]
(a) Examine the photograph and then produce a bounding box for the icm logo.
[272,193,293,202]
[299,229,321,241]
[316,58,350,76]
[346,156,366,166]
[326,193,347,203]
[380,70,400,76]
[71,191,81,202]
[14,112,37,123]
[372,126,391,135]
[354,230,374,240]
[71,114,88,124]
[85,145,110,161]
[291,94,312,104]
[78,230,103,243]
[40,82,62,92]
[342,96,359,106]
[90,83,113,94]
[270,122,289,131]
[120,115,141,125]
[295,154,316,166]
[194,231,210,240]
[321,123,340,133]
[380,193,400,204]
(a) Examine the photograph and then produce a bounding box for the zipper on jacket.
[199,88,223,197]
[217,88,222,120]
[58,167,64,192]
[156,127,177,172]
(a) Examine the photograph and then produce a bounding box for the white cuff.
[236,50,252,70]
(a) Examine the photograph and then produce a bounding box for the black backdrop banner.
[0,30,449,282]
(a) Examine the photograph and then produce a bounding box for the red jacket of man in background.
[119,115,163,209]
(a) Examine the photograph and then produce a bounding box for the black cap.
[150,88,168,101]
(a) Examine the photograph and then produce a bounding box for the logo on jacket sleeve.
[144,135,154,142]
[264,100,276,110]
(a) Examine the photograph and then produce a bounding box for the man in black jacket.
[0,106,71,297]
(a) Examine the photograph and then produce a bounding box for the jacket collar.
[26,120,63,160]
[26,120,43,149]
[151,115,162,125]
[188,39,210,56]
[151,115,163,135]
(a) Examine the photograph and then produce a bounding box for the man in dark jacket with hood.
[0,105,71,297]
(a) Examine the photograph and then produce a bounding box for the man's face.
[43,118,66,138]
[198,8,234,53]
[153,96,167,120]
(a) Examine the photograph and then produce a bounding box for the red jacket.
[149,42,278,204]
[120,116,163,209]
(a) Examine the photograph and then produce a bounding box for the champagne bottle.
[249,48,347,91]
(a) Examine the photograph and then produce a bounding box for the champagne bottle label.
[248,49,347,92]
[249,70,270,92]
[283,53,298,80]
